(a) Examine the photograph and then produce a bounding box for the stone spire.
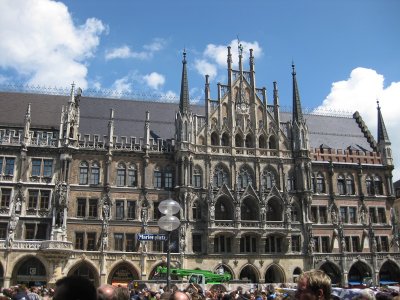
[179,50,189,114]
[292,63,303,123]
[377,101,390,144]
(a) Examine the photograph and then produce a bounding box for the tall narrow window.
[77,198,86,217]
[114,233,124,251]
[87,233,96,251]
[0,188,11,207]
[193,167,202,188]
[238,167,252,190]
[116,200,124,220]
[316,174,325,193]
[117,163,126,187]
[43,160,53,177]
[128,165,137,187]
[90,162,100,185]
[154,168,162,188]
[263,170,276,190]
[346,176,355,195]
[28,190,39,209]
[165,168,173,189]
[32,159,41,176]
[40,190,50,209]
[366,176,374,195]
[79,162,89,185]
[287,172,296,191]
[213,166,228,188]
[126,234,135,252]
[5,158,15,176]
[374,176,383,195]
[127,201,136,219]
[337,175,345,195]
[75,232,84,250]
[349,207,357,223]
[88,199,98,218]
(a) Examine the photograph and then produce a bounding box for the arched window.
[262,169,276,190]
[89,162,100,185]
[238,166,253,190]
[213,166,228,188]
[316,173,325,194]
[346,175,355,195]
[374,176,383,195]
[221,132,229,146]
[235,134,243,147]
[211,132,219,146]
[215,199,233,220]
[287,171,296,191]
[117,163,126,186]
[269,136,276,149]
[79,161,89,185]
[259,135,266,148]
[337,175,345,195]
[245,134,253,148]
[193,167,202,188]
[366,176,374,195]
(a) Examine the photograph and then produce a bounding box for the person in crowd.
[115,287,130,300]
[13,285,29,300]
[27,287,40,300]
[169,291,191,300]
[295,270,331,300]
[52,275,97,300]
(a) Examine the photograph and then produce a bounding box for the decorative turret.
[60,83,81,147]
[22,103,31,147]
[179,50,189,114]
[292,63,303,124]
[376,101,393,166]
[107,109,114,150]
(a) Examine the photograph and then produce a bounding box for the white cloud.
[194,39,262,82]
[194,59,217,80]
[111,76,133,97]
[0,0,106,89]
[316,67,400,180]
[143,72,165,90]
[105,38,166,61]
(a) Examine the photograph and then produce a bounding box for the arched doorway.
[69,262,99,287]
[265,264,285,283]
[379,261,400,285]
[320,262,341,285]
[293,267,302,283]
[348,261,372,286]
[13,257,47,287]
[215,264,234,281]
[239,265,258,283]
[108,263,139,287]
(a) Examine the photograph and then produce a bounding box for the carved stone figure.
[308,238,315,254]
[102,203,110,221]
[285,206,292,223]
[360,207,367,225]
[260,206,266,222]
[179,226,186,252]
[331,209,338,224]
[235,206,241,220]
[210,205,215,220]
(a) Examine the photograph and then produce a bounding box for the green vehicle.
[156,266,232,284]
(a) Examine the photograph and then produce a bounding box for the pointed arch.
[348,261,372,286]
[214,264,234,280]
[293,267,302,283]
[198,135,205,145]
[262,166,280,190]
[238,165,254,190]
[319,261,341,285]
[235,134,243,147]
[245,134,253,148]
[239,264,259,283]
[215,196,234,220]
[12,256,48,286]
[68,261,99,286]
[268,135,276,149]
[108,262,140,285]
[211,132,219,146]
[221,132,230,146]
[265,264,285,283]
[259,134,267,149]
[192,165,203,188]
[241,197,259,220]
[213,164,229,188]
[266,197,283,221]
[379,260,400,285]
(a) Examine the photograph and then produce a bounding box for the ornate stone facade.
[0,46,399,288]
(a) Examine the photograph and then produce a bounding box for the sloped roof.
[0,91,373,151]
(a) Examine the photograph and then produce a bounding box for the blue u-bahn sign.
[137,233,168,241]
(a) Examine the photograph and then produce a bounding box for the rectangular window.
[369,207,377,223]
[319,207,327,223]
[79,167,88,185]
[28,190,39,209]
[377,208,386,223]
[153,202,161,220]
[0,158,3,175]
[311,207,318,223]
[75,232,84,250]
[40,190,50,209]
[114,233,124,251]
[1,188,11,207]
[340,207,348,223]
[128,169,137,187]
[43,160,53,177]
[25,224,35,240]
[5,158,15,176]
[344,237,351,252]
[192,234,202,253]
[316,178,325,193]
[90,168,100,185]
[127,201,135,219]
[88,199,98,218]
[165,172,173,189]
[126,234,135,252]
[32,159,42,176]
[380,236,389,252]
[352,236,359,252]
[117,169,125,186]
[154,171,162,188]
[87,232,96,251]
[349,207,357,223]
[314,237,320,253]
[0,223,7,239]
[321,237,330,253]
[36,223,47,240]
[194,174,202,188]
[116,200,124,220]
[291,236,300,252]
[77,198,86,217]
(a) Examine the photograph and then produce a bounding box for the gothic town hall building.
[0,47,399,288]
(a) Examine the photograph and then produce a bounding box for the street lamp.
[157,198,181,291]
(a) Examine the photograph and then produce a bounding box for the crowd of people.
[0,270,399,300]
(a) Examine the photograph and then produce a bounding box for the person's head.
[295,270,331,300]
[170,291,191,300]
[53,276,97,300]
[98,284,116,300]
[115,286,130,300]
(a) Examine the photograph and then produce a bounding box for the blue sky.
[0,0,400,178]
